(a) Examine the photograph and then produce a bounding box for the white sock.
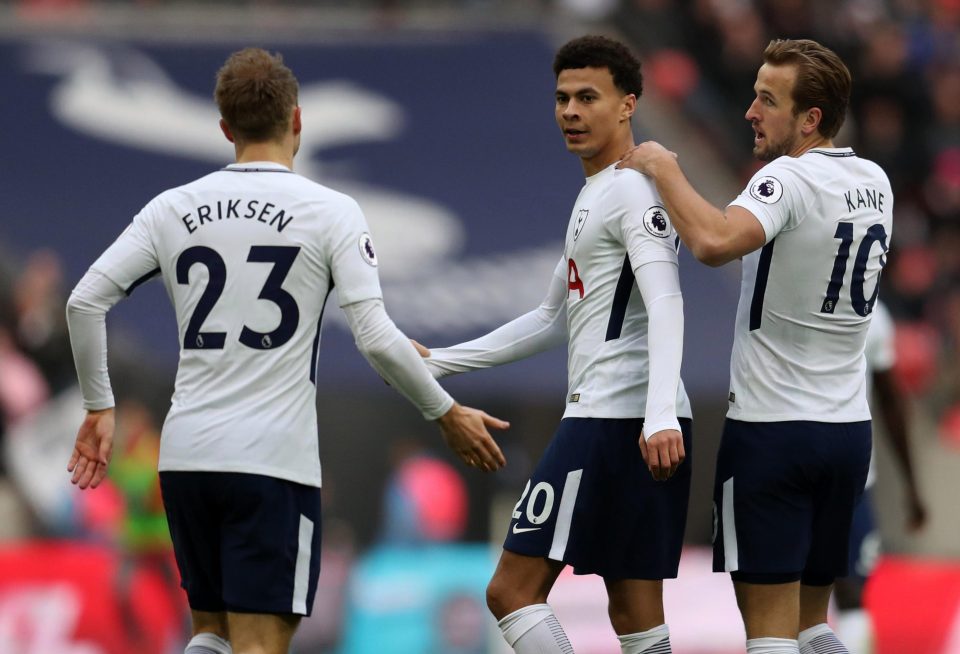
[746,637,800,653]
[498,603,574,653]
[833,610,873,654]
[618,623,671,653]
[799,623,849,654]
[184,632,232,654]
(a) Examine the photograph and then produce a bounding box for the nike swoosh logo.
[512,524,542,534]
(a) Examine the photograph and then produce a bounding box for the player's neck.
[235,142,295,170]
[581,136,635,177]
[788,135,833,158]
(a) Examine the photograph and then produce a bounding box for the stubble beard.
[754,129,798,162]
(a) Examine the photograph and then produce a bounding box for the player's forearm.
[343,299,454,420]
[648,158,731,266]
[642,292,683,437]
[427,304,567,378]
[66,271,124,411]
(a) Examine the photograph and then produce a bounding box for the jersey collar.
[806,147,856,158]
[222,161,294,173]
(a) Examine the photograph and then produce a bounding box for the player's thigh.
[159,471,228,612]
[802,421,871,586]
[834,488,878,609]
[714,420,871,580]
[218,473,322,616]
[712,420,817,579]
[505,417,692,580]
[227,611,301,654]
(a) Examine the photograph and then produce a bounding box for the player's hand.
[616,141,678,177]
[906,489,928,532]
[411,339,431,358]
[437,402,509,472]
[67,408,115,490]
[638,428,684,481]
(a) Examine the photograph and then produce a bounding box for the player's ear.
[291,106,302,137]
[219,118,235,143]
[801,106,822,137]
[621,93,637,122]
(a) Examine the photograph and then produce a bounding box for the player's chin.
[564,141,593,157]
[753,144,775,162]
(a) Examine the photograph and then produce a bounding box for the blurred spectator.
[380,440,469,545]
[12,249,76,395]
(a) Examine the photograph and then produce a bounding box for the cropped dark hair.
[215,48,299,143]
[553,35,643,99]
[763,39,851,139]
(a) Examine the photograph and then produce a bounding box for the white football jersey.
[727,147,893,422]
[561,164,692,421]
[89,162,383,486]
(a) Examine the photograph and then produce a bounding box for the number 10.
[820,222,888,317]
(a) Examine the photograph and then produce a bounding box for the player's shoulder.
[740,155,816,207]
[606,166,659,207]
[150,169,226,204]
[610,165,656,191]
[754,154,811,182]
[848,153,893,192]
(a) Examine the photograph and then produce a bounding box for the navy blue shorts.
[159,471,322,615]
[503,417,693,580]
[847,488,881,581]
[712,419,871,585]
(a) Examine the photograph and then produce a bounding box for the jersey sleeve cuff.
[423,393,455,421]
[82,396,116,412]
[643,417,682,440]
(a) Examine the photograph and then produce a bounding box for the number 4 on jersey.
[568,258,584,299]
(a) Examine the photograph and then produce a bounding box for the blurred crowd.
[0,1,956,649]
[615,0,960,444]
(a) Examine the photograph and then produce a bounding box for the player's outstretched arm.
[618,142,765,265]
[67,408,115,489]
[344,298,510,471]
[417,262,568,378]
[436,402,509,472]
[873,368,927,531]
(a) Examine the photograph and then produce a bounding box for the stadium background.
[0,0,958,651]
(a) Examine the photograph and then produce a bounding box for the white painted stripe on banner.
[722,477,738,571]
[548,469,583,561]
[292,514,314,614]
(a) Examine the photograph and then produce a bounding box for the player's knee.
[486,575,519,620]
[607,601,654,635]
[607,602,632,635]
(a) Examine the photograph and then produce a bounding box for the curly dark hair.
[553,35,643,99]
